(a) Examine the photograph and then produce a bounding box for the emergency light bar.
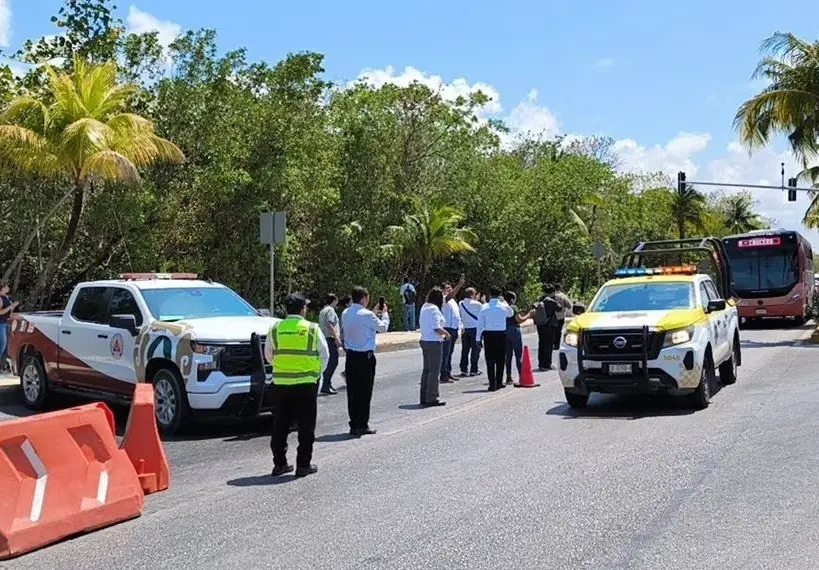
[613,265,697,278]
[737,237,781,248]
[118,273,199,281]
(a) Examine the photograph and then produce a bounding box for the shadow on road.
[740,318,813,331]
[398,403,424,410]
[545,388,730,419]
[227,474,297,487]
[315,432,358,442]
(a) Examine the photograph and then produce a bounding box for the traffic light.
[788,177,797,202]
[677,171,686,194]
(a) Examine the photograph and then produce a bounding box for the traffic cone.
[515,346,540,388]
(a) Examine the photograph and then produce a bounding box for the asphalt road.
[3,322,819,569]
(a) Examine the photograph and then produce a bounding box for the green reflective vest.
[269,317,321,385]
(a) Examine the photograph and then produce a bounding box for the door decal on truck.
[133,321,197,383]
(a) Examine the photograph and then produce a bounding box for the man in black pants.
[535,285,560,370]
[476,286,513,391]
[340,286,390,436]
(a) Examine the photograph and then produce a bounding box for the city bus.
[722,229,814,324]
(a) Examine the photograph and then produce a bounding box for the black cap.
[284,292,310,314]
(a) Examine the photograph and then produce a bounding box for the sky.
[4,0,819,247]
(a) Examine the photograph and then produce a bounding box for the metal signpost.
[259,212,287,313]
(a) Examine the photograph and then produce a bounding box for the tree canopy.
[0,0,770,321]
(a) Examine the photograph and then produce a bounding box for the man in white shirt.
[458,287,483,376]
[439,275,465,383]
[477,286,513,392]
[341,286,390,436]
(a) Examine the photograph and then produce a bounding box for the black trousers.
[345,350,376,430]
[459,328,481,374]
[554,319,565,349]
[482,331,506,390]
[270,382,318,468]
[536,325,557,368]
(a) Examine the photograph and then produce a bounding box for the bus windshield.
[728,246,799,293]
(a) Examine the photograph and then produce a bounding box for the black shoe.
[421,400,446,407]
[320,386,338,395]
[470,370,482,376]
[351,428,377,436]
[505,378,514,385]
[458,371,469,377]
[488,386,497,392]
[271,464,294,477]
[295,464,318,478]
[440,377,454,384]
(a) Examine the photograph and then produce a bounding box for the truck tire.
[565,390,589,409]
[689,354,714,410]
[20,354,50,410]
[152,367,189,436]
[719,337,739,385]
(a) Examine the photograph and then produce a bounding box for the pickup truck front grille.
[219,337,268,377]
[582,329,663,360]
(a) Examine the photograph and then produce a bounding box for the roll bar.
[620,237,734,300]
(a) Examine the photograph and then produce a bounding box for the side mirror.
[706,299,726,313]
[572,303,586,316]
[110,314,138,336]
[256,308,271,317]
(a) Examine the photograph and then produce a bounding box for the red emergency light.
[738,237,781,248]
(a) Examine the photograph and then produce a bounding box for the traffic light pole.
[678,169,813,202]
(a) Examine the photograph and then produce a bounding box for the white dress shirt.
[476,298,513,342]
[441,297,462,330]
[341,303,390,352]
[419,303,446,342]
[459,298,483,329]
[264,315,330,374]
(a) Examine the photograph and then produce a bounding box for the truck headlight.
[563,332,579,347]
[192,342,224,371]
[663,326,694,347]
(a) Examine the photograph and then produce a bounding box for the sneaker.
[469,370,482,376]
[506,378,514,385]
[320,386,338,395]
[421,400,446,407]
[440,377,454,384]
[271,464,294,477]
[295,464,318,478]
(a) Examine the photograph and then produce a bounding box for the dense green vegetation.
[0,1,770,323]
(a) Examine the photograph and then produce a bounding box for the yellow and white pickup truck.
[558,238,740,410]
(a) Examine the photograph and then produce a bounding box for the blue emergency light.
[613,265,697,278]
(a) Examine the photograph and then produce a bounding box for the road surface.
[2,323,818,569]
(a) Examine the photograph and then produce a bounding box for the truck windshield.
[590,282,694,312]
[141,287,257,321]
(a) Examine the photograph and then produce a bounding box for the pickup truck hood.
[174,316,277,343]
[567,309,707,333]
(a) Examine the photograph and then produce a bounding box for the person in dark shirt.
[502,291,534,385]
[0,280,20,372]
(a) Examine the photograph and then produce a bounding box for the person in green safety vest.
[264,292,329,478]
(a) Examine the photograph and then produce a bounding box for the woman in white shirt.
[418,287,450,407]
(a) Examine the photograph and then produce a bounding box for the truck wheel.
[719,338,739,385]
[565,390,589,409]
[152,368,189,435]
[689,355,714,410]
[20,354,49,410]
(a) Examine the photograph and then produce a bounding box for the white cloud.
[354,65,503,114]
[0,0,11,48]
[595,57,615,69]
[126,6,181,48]
[353,67,560,144]
[613,132,712,178]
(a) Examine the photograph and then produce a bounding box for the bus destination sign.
[737,237,781,248]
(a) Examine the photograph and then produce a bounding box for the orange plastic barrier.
[514,346,540,388]
[120,383,170,494]
[0,403,144,560]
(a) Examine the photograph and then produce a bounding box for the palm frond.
[81,150,140,183]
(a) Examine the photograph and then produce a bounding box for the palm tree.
[383,205,477,284]
[734,32,819,224]
[0,56,184,305]
[721,193,765,234]
[671,185,708,239]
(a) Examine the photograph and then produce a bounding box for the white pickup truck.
[8,273,277,434]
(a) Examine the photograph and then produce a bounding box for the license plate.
[755,308,767,315]
[608,364,633,375]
